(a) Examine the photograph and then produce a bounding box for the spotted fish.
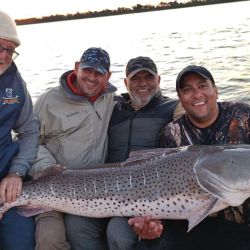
[1,144,250,231]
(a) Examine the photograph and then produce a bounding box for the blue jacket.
[0,63,39,178]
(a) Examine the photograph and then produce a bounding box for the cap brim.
[177,70,210,89]
[127,68,157,78]
[80,62,107,75]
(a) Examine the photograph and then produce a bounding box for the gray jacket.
[30,70,116,175]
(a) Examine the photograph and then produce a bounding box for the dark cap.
[126,56,158,78]
[176,65,215,91]
[80,47,110,74]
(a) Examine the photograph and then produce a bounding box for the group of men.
[0,9,250,250]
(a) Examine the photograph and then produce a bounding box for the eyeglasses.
[0,45,19,60]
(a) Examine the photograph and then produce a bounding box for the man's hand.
[0,174,23,203]
[128,216,163,239]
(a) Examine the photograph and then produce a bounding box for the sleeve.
[157,122,179,148]
[27,92,59,177]
[241,103,250,143]
[9,82,39,176]
[28,145,57,178]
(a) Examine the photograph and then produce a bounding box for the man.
[30,47,116,250]
[0,10,39,250]
[106,56,177,249]
[158,65,250,250]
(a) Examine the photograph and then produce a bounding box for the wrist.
[9,172,24,179]
[15,172,23,178]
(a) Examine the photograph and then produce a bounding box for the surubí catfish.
[1,144,250,231]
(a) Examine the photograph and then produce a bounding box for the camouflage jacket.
[158,101,250,225]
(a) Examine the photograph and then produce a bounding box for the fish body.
[1,144,250,230]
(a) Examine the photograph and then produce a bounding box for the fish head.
[194,144,250,206]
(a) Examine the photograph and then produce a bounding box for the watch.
[15,172,23,178]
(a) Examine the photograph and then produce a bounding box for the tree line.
[15,0,246,25]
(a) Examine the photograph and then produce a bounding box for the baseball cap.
[0,10,21,46]
[126,56,158,78]
[176,65,215,91]
[79,47,110,74]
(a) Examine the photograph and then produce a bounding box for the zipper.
[126,112,137,158]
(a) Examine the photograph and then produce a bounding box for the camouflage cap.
[80,47,110,74]
[176,65,215,91]
[126,56,158,78]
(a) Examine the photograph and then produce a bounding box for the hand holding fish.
[128,216,163,239]
[0,174,22,203]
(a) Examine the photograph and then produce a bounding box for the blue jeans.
[65,215,109,250]
[107,217,138,250]
[107,217,161,250]
[0,207,35,250]
[65,215,161,250]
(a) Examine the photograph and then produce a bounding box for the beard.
[129,92,156,111]
[132,95,151,107]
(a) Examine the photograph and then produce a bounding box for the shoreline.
[15,0,246,26]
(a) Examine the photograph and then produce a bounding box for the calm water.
[15,1,250,103]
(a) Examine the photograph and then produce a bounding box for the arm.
[10,83,39,176]
[157,122,180,148]
[28,92,59,178]
[1,82,39,203]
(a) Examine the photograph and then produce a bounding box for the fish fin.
[31,165,66,180]
[69,148,184,171]
[187,197,218,232]
[17,205,53,217]
[194,149,250,207]
[126,147,181,164]
[77,148,183,171]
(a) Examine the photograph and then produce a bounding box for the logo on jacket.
[1,88,19,104]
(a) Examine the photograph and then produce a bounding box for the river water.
[15,1,250,103]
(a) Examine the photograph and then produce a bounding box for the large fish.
[1,144,250,231]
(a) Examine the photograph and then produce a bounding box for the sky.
[1,0,169,19]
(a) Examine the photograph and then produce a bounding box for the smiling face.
[177,73,219,128]
[124,70,160,110]
[0,38,16,75]
[74,62,111,97]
